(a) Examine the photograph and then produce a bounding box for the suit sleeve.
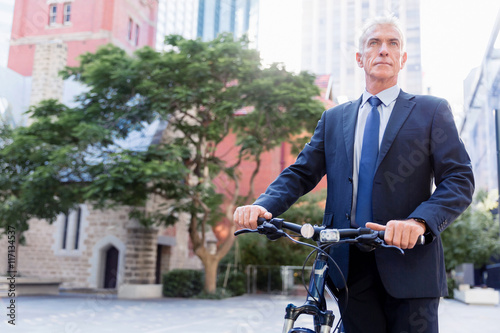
[408,99,474,236]
[253,111,328,217]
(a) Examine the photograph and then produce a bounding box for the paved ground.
[0,293,499,332]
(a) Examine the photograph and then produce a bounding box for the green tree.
[0,34,324,293]
[0,113,86,272]
[442,189,500,274]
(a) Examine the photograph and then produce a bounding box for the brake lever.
[258,222,287,241]
[379,243,405,255]
[234,222,287,241]
[234,228,257,236]
[354,233,405,255]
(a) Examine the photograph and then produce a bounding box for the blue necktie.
[355,96,382,227]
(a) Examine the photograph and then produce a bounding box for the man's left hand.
[366,219,426,249]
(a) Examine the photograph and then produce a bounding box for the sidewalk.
[0,293,498,332]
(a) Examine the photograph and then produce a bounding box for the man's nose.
[379,43,389,56]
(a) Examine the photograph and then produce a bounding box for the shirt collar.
[361,84,400,108]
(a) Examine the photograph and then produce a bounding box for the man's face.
[356,24,407,85]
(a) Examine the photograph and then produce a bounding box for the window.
[49,4,57,25]
[135,24,140,45]
[62,212,69,249]
[74,206,82,250]
[63,3,71,23]
[128,18,133,40]
[60,206,83,251]
[54,204,88,256]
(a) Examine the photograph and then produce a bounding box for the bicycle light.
[300,223,315,239]
[320,229,340,243]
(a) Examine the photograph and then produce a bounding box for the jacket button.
[348,177,353,183]
[345,213,351,220]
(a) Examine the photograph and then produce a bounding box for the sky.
[259,0,500,114]
[1,0,500,111]
[420,0,500,108]
[0,0,14,67]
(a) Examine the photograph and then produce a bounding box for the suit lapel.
[343,96,362,176]
[376,91,416,169]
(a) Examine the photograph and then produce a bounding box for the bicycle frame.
[282,251,336,333]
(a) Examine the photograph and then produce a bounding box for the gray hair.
[358,15,406,54]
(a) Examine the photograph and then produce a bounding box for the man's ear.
[356,52,363,68]
[400,52,408,69]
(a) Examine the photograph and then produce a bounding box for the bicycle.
[234,217,426,333]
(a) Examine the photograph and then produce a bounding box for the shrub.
[162,269,204,298]
[442,189,500,296]
[218,269,246,296]
[442,189,500,273]
[196,288,230,299]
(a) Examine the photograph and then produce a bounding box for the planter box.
[117,284,163,299]
[0,277,61,296]
[454,285,499,306]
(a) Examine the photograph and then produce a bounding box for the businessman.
[233,15,474,333]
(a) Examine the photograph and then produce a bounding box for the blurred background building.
[1,0,159,126]
[196,0,259,44]
[156,0,198,50]
[461,12,500,192]
[0,0,13,68]
[0,0,203,295]
[301,0,422,102]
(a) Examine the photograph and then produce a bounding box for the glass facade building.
[197,0,259,45]
[461,12,500,191]
[156,0,199,51]
[300,0,422,101]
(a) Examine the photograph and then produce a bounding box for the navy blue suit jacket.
[254,90,474,299]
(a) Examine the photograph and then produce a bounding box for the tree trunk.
[203,256,220,294]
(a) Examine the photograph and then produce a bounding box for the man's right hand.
[233,205,272,230]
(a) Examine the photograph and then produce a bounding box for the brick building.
[0,0,333,294]
[0,0,205,294]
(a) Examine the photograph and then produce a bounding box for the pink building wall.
[8,0,158,76]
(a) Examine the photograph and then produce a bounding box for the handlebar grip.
[378,231,426,245]
[257,217,268,225]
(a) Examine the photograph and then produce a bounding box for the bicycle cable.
[281,233,350,332]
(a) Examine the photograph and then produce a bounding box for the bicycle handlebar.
[234,217,426,247]
[233,217,427,331]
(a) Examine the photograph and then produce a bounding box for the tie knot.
[368,96,382,108]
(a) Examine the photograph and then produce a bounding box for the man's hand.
[233,205,272,230]
[366,219,426,249]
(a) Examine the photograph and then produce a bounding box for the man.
[233,16,474,333]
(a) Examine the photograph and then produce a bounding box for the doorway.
[103,246,119,288]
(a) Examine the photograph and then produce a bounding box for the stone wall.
[0,203,202,290]
[123,227,157,284]
[29,41,67,109]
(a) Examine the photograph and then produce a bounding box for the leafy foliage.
[217,269,246,296]
[442,189,500,272]
[0,34,324,292]
[162,269,204,297]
